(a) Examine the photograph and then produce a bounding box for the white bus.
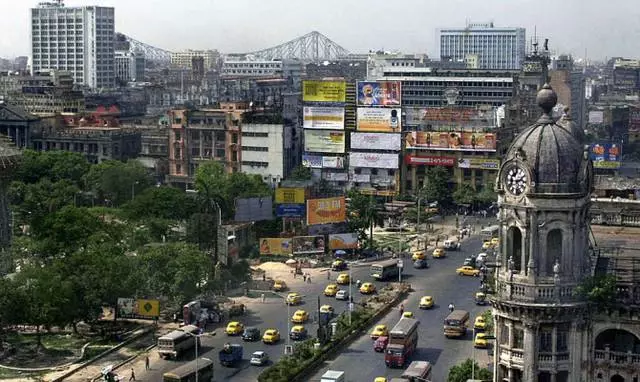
[480,225,500,241]
[157,325,200,360]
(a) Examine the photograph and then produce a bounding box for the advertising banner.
[275,188,305,204]
[351,173,371,182]
[259,238,293,255]
[405,155,456,166]
[303,106,345,129]
[405,107,495,127]
[323,172,349,181]
[117,298,160,319]
[590,143,622,169]
[349,152,399,169]
[630,107,640,132]
[302,80,346,103]
[350,132,402,151]
[322,156,345,169]
[328,233,359,250]
[588,111,604,124]
[304,130,346,153]
[292,235,326,254]
[276,204,305,218]
[405,131,496,152]
[356,108,401,132]
[234,197,273,222]
[357,81,401,106]
[307,196,346,225]
[302,154,323,168]
[457,158,501,170]
[308,222,349,236]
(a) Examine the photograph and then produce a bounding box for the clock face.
[505,167,528,195]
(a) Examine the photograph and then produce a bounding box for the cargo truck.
[218,343,243,367]
[385,317,419,368]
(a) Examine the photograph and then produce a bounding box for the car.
[286,292,302,305]
[226,321,244,335]
[331,259,347,271]
[324,284,338,297]
[242,327,261,341]
[474,332,488,348]
[413,258,429,269]
[443,239,460,250]
[262,329,280,344]
[463,257,476,267]
[336,273,350,285]
[273,279,287,292]
[291,310,309,323]
[289,325,308,340]
[374,377,387,382]
[370,324,388,339]
[411,251,425,261]
[457,265,481,277]
[476,252,488,262]
[475,291,488,305]
[402,311,414,318]
[335,290,349,300]
[474,316,487,330]
[482,241,493,250]
[250,351,269,366]
[373,336,389,352]
[432,248,446,258]
[320,304,334,314]
[491,237,500,247]
[360,282,376,294]
[419,296,434,309]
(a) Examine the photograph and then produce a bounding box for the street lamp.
[348,267,352,326]
[131,181,139,201]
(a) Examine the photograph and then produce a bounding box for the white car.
[477,253,488,262]
[335,290,349,300]
[250,351,269,366]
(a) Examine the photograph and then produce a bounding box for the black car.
[242,327,261,341]
[413,259,429,269]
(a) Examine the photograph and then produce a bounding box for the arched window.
[546,229,563,276]
[507,226,522,272]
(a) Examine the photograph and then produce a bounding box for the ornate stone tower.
[0,135,21,274]
[491,84,594,382]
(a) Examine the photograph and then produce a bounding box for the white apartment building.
[222,60,283,77]
[31,2,115,89]
[240,123,293,185]
[115,50,145,83]
[170,50,219,70]
[439,22,526,70]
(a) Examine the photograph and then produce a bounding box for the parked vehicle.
[218,343,243,367]
[157,325,200,360]
[385,317,419,368]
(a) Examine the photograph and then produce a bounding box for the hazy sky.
[1,0,638,60]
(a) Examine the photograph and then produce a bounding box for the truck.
[385,317,419,368]
[320,370,345,382]
[218,343,243,367]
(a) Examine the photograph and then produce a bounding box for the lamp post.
[348,267,352,325]
[131,181,139,201]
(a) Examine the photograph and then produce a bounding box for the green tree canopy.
[14,150,90,185]
[83,160,154,206]
[346,190,381,247]
[122,186,198,220]
[289,165,312,180]
[453,184,476,206]
[447,358,493,382]
[419,167,451,204]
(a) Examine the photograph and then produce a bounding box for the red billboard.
[405,155,456,166]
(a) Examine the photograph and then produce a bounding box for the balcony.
[538,352,571,368]
[495,278,581,304]
[594,349,640,367]
[499,349,524,368]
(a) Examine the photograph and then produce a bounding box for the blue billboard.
[276,204,305,218]
[589,143,622,169]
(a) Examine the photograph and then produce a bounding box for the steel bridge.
[119,33,172,66]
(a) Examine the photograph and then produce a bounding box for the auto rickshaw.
[474,291,488,305]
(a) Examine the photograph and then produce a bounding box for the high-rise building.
[115,51,145,83]
[170,50,219,70]
[439,22,526,70]
[30,1,115,89]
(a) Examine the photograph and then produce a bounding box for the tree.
[447,358,493,382]
[83,160,153,206]
[289,165,311,181]
[420,167,450,204]
[453,184,476,206]
[122,186,198,220]
[13,150,90,185]
[475,183,498,206]
[346,190,380,247]
[575,274,618,306]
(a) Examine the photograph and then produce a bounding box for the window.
[507,226,523,272]
[241,146,268,152]
[557,327,568,352]
[538,372,551,382]
[539,329,553,352]
[513,327,524,349]
[500,321,509,345]
[546,229,563,276]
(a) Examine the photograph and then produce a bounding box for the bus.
[162,357,214,382]
[444,310,470,338]
[481,225,500,241]
[371,259,400,280]
[401,360,433,382]
[157,325,201,360]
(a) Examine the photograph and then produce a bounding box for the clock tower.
[491,84,593,382]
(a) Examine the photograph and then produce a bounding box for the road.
[309,236,491,382]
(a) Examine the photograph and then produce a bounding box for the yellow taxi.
[262,329,281,344]
[482,241,493,250]
[419,296,434,309]
[225,321,244,335]
[432,248,446,258]
[273,279,287,292]
[402,311,414,318]
[291,310,309,323]
[286,292,302,305]
[456,265,481,277]
[370,324,388,339]
[336,273,350,285]
[411,251,425,261]
[374,378,387,382]
[474,332,488,348]
[360,282,376,294]
[331,259,347,270]
[491,237,500,247]
[289,325,307,341]
[474,315,487,330]
[320,305,334,314]
[324,284,338,297]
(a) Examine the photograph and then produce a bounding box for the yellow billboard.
[259,238,293,256]
[275,188,305,204]
[307,196,346,225]
[116,298,160,319]
[303,80,346,103]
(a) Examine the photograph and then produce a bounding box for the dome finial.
[536,83,558,115]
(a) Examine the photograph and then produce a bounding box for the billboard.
[323,172,349,181]
[234,197,273,222]
[304,130,346,153]
[630,107,640,132]
[590,143,622,169]
[322,156,345,169]
[350,132,402,151]
[588,111,604,124]
[302,80,346,103]
[351,173,371,182]
[303,106,345,129]
[259,238,293,255]
[356,108,401,132]
[405,155,456,166]
[276,204,305,218]
[307,196,346,225]
[349,152,399,169]
[308,222,349,236]
[292,235,325,254]
[302,154,323,168]
[357,81,401,106]
[117,298,160,319]
[328,233,359,250]
[275,188,305,204]
[457,158,500,170]
[405,131,497,152]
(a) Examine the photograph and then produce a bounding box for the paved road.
[309,236,490,382]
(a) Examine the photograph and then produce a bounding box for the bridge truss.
[121,34,172,66]
[242,31,350,61]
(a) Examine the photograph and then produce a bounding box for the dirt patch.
[0,332,88,369]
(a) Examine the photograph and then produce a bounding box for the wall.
[241,123,284,184]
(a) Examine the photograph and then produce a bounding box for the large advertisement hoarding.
[259,238,293,255]
[302,155,344,169]
[405,155,456,166]
[630,107,640,132]
[405,131,497,152]
[457,158,501,170]
[302,80,346,103]
[276,204,305,218]
[292,235,325,254]
[234,197,273,222]
[350,132,401,151]
[590,143,622,169]
[307,196,346,225]
[405,107,495,128]
[357,81,401,106]
[349,152,399,169]
[117,298,160,319]
[308,222,349,236]
[303,106,345,129]
[304,130,346,153]
[328,233,359,250]
[275,188,305,204]
[588,111,604,124]
[356,108,401,132]
[322,156,345,169]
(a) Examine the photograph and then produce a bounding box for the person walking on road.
[145,356,149,370]
[448,303,455,313]
[303,273,307,282]
[129,368,136,381]
[399,304,404,317]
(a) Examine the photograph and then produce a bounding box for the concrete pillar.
[411,166,417,192]
[523,322,538,381]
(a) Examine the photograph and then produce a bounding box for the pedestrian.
[448,303,455,313]
[261,293,265,303]
[399,304,404,316]
[129,368,136,381]
[303,273,307,282]
[262,273,266,281]
[327,271,331,280]
[172,313,177,323]
[307,275,312,283]
[293,270,296,279]
[145,355,150,370]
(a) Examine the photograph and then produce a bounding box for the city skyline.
[1,0,638,60]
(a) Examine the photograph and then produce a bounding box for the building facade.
[115,50,145,83]
[221,59,283,77]
[170,50,219,70]
[0,103,40,149]
[439,22,526,70]
[31,2,115,89]
[240,122,293,186]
